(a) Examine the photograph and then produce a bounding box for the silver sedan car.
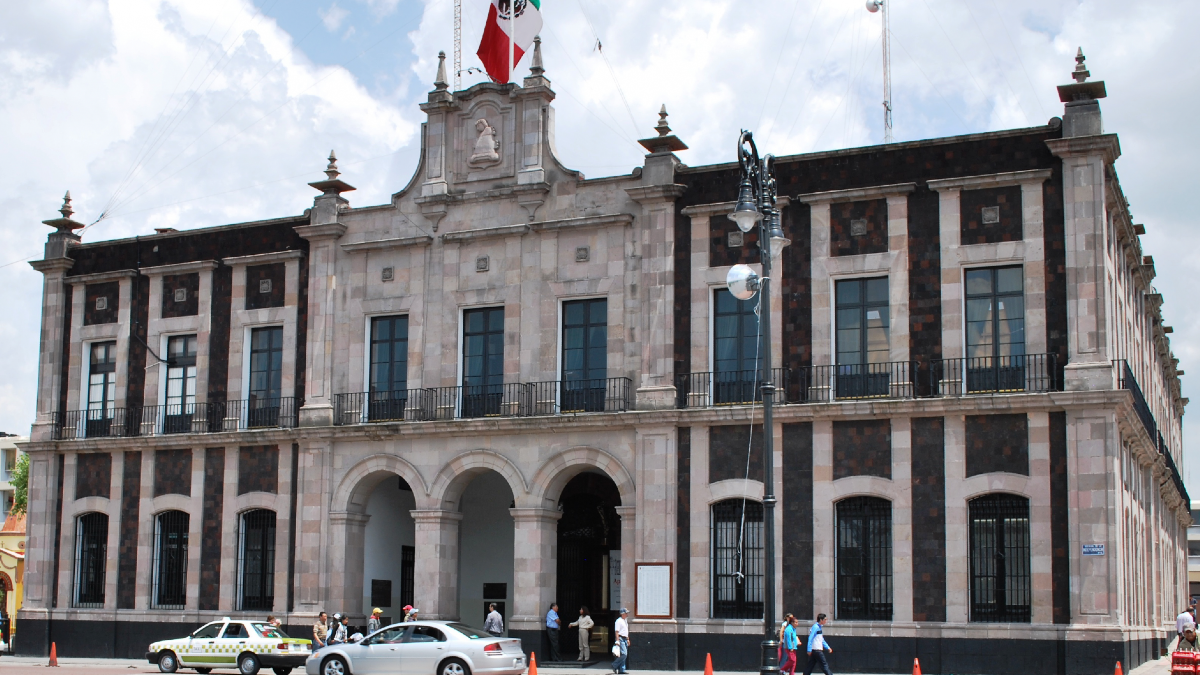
[306,622,525,675]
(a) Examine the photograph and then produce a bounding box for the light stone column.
[29,258,74,441]
[329,511,371,619]
[942,415,969,623]
[411,509,463,620]
[509,508,561,630]
[295,439,331,610]
[296,221,348,427]
[890,417,914,624]
[615,505,636,612]
[1027,412,1054,624]
[811,421,835,613]
[1068,411,1116,621]
[21,453,59,608]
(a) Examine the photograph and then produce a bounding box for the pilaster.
[509,507,561,630]
[411,509,463,620]
[29,258,75,441]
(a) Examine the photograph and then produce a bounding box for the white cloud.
[319,2,349,32]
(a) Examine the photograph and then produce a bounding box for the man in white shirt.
[612,608,630,674]
[484,603,504,637]
[1180,609,1195,638]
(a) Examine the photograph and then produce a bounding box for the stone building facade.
[15,48,1190,675]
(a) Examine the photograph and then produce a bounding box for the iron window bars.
[711,499,764,619]
[835,497,893,621]
[238,509,276,611]
[968,494,1032,623]
[74,512,108,608]
[153,510,189,609]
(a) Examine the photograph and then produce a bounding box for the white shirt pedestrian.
[1180,611,1195,635]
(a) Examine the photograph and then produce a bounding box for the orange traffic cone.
[1114,662,1123,675]
[48,642,58,667]
[912,658,921,675]
[704,653,714,675]
[528,652,537,675]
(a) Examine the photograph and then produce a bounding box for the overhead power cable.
[572,0,642,137]
[778,3,857,148]
[762,0,829,147]
[985,0,1049,121]
[888,30,971,133]
[755,0,804,132]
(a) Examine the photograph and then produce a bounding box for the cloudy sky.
[1,0,1197,487]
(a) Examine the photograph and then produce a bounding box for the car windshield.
[252,623,290,639]
[447,623,491,639]
[192,623,224,639]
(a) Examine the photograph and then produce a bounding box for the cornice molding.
[681,196,791,218]
[926,169,1053,192]
[294,223,348,241]
[64,269,137,285]
[1045,134,1121,165]
[796,182,917,204]
[139,260,218,277]
[222,250,305,267]
[529,213,634,232]
[440,223,530,243]
[340,235,434,253]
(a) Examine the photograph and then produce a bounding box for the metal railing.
[428,383,529,420]
[53,408,135,440]
[527,378,633,415]
[675,369,789,408]
[928,354,1057,397]
[334,389,433,425]
[1113,360,1189,504]
[138,403,222,435]
[796,362,916,402]
[223,398,297,430]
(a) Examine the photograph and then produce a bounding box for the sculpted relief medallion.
[468,118,501,167]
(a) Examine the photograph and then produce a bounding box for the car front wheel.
[238,653,261,675]
[439,658,470,675]
[322,656,349,675]
[158,651,179,674]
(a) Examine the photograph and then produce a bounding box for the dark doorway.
[556,472,621,661]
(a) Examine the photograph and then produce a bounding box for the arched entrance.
[556,472,621,660]
[457,471,515,627]
[362,476,417,623]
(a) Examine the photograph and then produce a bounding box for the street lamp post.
[727,130,790,675]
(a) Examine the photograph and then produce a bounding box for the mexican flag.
[476,0,543,83]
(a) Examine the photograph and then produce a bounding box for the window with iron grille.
[74,512,108,607]
[153,510,189,608]
[712,289,760,404]
[238,509,276,611]
[401,545,415,607]
[561,298,607,412]
[711,499,763,619]
[835,497,893,620]
[969,494,1031,622]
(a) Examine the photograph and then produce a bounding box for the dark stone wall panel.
[58,284,73,417]
[238,445,279,495]
[161,272,200,318]
[52,453,64,607]
[1043,171,1067,384]
[832,419,892,479]
[126,274,149,411]
[199,447,225,610]
[830,199,888,256]
[153,448,193,497]
[708,425,763,484]
[676,427,690,619]
[246,263,285,310]
[965,414,1029,477]
[117,451,141,609]
[782,422,813,619]
[295,254,309,406]
[207,264,232,404]
[960,186,1023,244]
[83,282,119,325]
[911,417,946,622]
[1050,411,1070,624]
[908,187,942,395]
[75,453,112,499]
[673,210,691,392]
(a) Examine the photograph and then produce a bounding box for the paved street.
[0,655,1175,675]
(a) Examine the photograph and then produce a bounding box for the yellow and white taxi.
[147,619,312,675]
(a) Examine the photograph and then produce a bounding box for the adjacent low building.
[15,46,1189,675]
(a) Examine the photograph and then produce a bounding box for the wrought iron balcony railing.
[527,378,633,415]
[675,369,789,408]
[796,362,916,402]
[223,397,297,430]
[1114,360,1189,504]
[928,354,1057,397]
[53,408,135,440]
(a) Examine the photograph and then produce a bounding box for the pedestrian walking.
[568,606,594,661]
[780,614,799,675]
[612,607,629,674]
[312,612,329,649]
[484,603,505,637]
[546,602,562,661]
[1180,608,1195,639]
[802,614,832,675]
[1181,624,1200,652]
[406,608,420,621]
[368,608,384,634]
[328,613,348,645]
[776,614,793,669]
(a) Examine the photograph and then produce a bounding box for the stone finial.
[59,191,74,219]
[435,51,448,91]
[529,36,544,77]
[325,150,340,180]
[1072,47,1090,83]
[655,105,671,137]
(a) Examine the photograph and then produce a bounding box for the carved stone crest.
[468,118,501,167]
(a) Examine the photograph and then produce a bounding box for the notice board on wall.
[635,563,672,618]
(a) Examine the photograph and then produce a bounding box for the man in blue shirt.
[803,614,832,675]
[546,602,562,661]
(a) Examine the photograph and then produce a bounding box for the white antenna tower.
[866,0,894,143]
[454,0,462,91]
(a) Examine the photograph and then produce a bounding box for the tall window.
[834,277,890,398]
[86,341,118,436]
[965,267,1025,391]
[711,499,764,619]
[248,327,284,427]
[561,298,607,412]
[369,316,409,421]
[462,307,505,417]
[836,497,893,620]
[164,335,197,434]
[969,494,1031,623]
[713,289,760,404]
[74,512,108,607]
[238,509,276,611]
[153,510,189,608]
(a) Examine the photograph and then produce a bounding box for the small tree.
[9,452,28,516]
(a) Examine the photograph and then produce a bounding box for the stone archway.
[428,449,528,509]
[530,446,635,508]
